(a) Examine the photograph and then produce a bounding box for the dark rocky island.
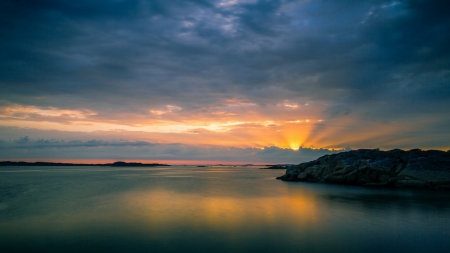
[277,149,450,190]
[110,161,170,167]
[260,164,292,169]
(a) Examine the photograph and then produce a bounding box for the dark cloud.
[0,0,449,151]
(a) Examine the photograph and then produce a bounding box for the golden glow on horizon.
[0,113,322,149]
[1,102,447,150]
[289,144,300,150]
[0,114,416,150]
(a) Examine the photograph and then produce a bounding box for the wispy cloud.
[0,105,96,120]
[149,105,182,116]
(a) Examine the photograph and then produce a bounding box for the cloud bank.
[0,136,341,164]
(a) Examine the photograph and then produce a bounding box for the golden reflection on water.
[124,189,319,232]
[3,166,450,253]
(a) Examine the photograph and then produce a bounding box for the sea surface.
[1,165,450,253]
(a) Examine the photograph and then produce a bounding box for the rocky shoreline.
[276,149,450,190]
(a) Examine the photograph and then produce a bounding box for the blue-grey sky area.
[0,0,449,163]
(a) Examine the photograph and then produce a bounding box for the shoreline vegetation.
[0,161,171,167]
[276,149,450,190]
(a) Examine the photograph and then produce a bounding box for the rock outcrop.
[259,165,291,169]
[276,149,450,190]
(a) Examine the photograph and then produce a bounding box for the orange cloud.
[1,101,449,151]
[149,105,182,115]
[0,105,96,120]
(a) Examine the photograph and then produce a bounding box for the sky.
[0,0,449,164]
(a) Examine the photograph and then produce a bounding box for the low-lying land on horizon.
[0,161,171,167]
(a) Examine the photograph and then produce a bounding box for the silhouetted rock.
[277,149,450,190]
[111,161,170,167]
[261,164,290,169]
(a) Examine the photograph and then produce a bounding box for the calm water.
[1,166,450,253]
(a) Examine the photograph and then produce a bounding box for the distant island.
[277,149,450,190]
[260,164,294,169]
[0,161,171,167]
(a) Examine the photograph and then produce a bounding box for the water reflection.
[320,189,450,212]
[124,189,319,232]
[0,166,450,253]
